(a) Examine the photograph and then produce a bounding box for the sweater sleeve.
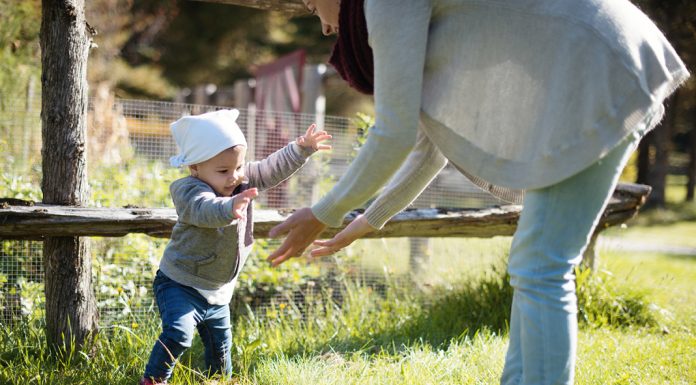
[363,128,448,229]
[245,142,314,191]
[171,177,236,228]
[312,0,433,227]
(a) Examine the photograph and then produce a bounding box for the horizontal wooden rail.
[0,183,651,241]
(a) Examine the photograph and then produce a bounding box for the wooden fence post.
[409,237,431,274]
[40,0,98,351]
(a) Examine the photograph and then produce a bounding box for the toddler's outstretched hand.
[296,123,332,151]
[231,188,258,219]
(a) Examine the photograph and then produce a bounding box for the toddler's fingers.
[242,187,259,199]
[312,132,330,139]
[305,123,317,136]
[233,207,245,219]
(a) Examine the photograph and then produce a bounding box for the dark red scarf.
[328,0,374,95]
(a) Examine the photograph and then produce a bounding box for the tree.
[40,0,98,350]
[688,106,696,201]
[632,0,695,207]
[117,0,333,88]
[637,93,678,208]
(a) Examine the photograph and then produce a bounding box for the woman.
[268,1,689,384]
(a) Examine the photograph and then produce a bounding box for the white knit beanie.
[169,109,247,167]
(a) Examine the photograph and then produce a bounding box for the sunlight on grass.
[577,328,696,385]
[346,237,512,283]
[244,333,508,385]
[602,220,696,248]
[597,250,696,329]
[1,224,694,384]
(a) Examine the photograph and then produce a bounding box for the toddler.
[140,109,330,384]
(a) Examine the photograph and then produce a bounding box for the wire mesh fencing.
[1,95,509,326]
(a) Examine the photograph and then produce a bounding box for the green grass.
[577,328,695,385]
[2,204,695,385]
[598,251,696,329]
[603,220,696,249]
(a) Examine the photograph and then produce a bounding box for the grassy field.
[1,221,694,385]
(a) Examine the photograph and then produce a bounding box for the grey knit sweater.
[159,142,314,290]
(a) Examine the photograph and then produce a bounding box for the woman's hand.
[231,188,258,219]
[310,214,376,258]
[267,207,327,266]
[296,123,332,151]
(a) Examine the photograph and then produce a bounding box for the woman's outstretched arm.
[267,0,433,265]
[311,128,447,258]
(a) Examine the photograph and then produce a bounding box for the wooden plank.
[190,0,309,16]
[0,183,651,240]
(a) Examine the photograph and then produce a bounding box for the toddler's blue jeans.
[143,270,233,382]
[500,133,640,385]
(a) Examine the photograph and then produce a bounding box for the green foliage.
[576,267,660,329]
[0,78,42,200]
[364,262,514,351]
[0,0,40,102]
[231,239,325,316]
[91,235,167,325]
[351,112,374,150]
[0,241,43,324]
[89,159,181,207]
[1,248,693,384]
[114,0,335,92]
[0,172,41,201]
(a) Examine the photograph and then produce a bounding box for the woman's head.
[303,0,340,35]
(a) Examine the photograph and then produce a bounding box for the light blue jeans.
[501,134,640,385]
[143,270,233,382]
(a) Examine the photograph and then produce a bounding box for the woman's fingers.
[309,246,339,258]
[267,208,326,266]
[308,215,376,258]
[268,226,321,266]
[310,238,342,257]
[267,246,295,266]
[268,216,294,238]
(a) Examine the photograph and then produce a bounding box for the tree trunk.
[687,107,696,202]
[638,93,679,208]
[43,237,97,349]
[654,93,679,207]
[650,120,670,208]
[40,0,98,350]
[636,133,653,187]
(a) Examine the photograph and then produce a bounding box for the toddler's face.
[190,146,247,197]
